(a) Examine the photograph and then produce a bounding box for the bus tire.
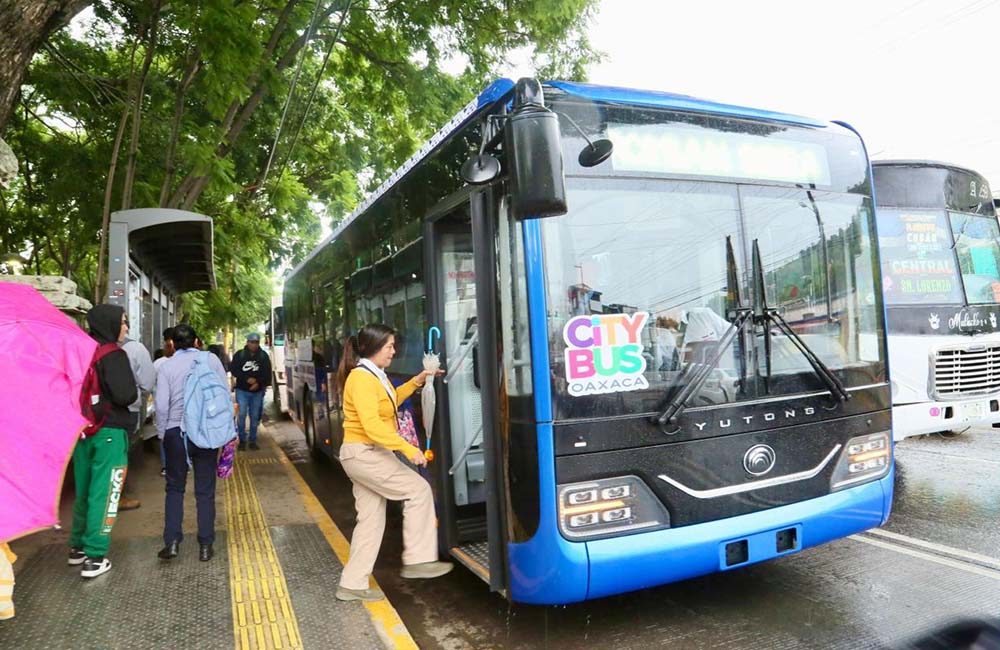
[271,374,284,419]
[303,394,324,461]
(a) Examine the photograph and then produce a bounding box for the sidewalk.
[0,421,416,649]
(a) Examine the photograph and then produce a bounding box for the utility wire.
[260,0,328,189]
[273,0,355,185]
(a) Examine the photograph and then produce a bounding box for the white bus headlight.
[558,476,669,541]
[830,432,891,490]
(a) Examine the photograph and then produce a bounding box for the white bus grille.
[934,344,1000,397]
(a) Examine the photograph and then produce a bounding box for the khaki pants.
[0,543,15,620]
[339,443,437,590]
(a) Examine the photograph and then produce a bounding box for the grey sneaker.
[335,586,384,602]
[400,561,454,580]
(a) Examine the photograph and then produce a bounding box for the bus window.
[497,197,533,398]
[949,211,1000,304]
[742,187,884,393]
[542,179,741,419]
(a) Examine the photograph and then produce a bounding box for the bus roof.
[287,78,833,280]
[872,159,987,179]
[547,81,825,128]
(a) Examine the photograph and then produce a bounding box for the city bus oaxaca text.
[281,78,893,604]
[873,160,1000,440]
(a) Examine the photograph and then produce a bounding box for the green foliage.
[1,0,601,333]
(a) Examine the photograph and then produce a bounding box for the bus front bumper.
[585,471,891,600]
[508,470,892,604]
[893,400,1000,441]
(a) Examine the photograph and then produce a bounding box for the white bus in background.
[873,160,1000,441]
[267,294,289,416]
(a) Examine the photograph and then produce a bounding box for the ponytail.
[335,323,397,396]
[335,335,360,397]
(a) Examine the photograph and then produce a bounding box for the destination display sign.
[607,122,832,186]
[875,209,964,305]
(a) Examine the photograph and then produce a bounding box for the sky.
[581,0,1000,191]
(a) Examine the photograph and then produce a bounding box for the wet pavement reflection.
[275,421,1000,649]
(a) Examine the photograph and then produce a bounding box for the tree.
[2,0,601,334]
[0,0,92,134]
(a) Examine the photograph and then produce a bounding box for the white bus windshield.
[949,211,1000,304]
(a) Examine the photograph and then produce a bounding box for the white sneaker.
[81,556,112,579]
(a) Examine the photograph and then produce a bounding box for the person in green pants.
[68,304,137,579]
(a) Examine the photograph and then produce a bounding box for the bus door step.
[450,542,490,584]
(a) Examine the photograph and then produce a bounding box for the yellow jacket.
[342,367,421,455]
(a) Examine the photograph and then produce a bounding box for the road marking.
[274,440,419,650]
[896,447,1000,466]
[849,535,1000,581]
[864,528,1000,570]
[225,452,303,650]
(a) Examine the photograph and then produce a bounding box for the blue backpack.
[183,352,235,453]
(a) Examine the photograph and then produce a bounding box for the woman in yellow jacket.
[334,323,452,602]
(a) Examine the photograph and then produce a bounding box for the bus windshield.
[949,211,1000,304]
[542,178,886,420]
[271,306,286,346]
[876,209,1000,306]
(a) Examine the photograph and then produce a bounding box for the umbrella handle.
[427,326,441,353]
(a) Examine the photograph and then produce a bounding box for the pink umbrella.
[0,282,96,542]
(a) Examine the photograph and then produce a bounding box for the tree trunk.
[0,0,92,135]
[94,102,131,304]
[167,0,346,210]
[159,46,201,207]
[121,1,162,211]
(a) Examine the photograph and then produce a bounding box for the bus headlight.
[830,432,891,490]
[557,476,669,541]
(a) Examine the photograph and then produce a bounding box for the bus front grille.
[933,344,1000,398]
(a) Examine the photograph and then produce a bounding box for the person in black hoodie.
[231,333,271,451]
[68,304,138,579]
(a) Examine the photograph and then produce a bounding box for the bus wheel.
[303,394,315,450]
[271,374,284,419]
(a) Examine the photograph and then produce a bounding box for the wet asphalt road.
[275,422,1000,649]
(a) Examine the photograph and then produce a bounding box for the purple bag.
[397,409,419,448]
[217,438,237,479]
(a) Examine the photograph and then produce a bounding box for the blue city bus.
[282,78,893,604]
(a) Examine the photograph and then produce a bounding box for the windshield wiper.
[752,239,850,403]
[654,236,751,433]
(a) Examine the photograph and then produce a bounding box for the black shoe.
[157,541,180,560]
[199,544,214,562]
[81,556,111,578]
[249,442,259,451]
[238,442,246,451]
[68,548,86,566]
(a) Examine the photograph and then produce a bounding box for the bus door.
[425,192,507,593]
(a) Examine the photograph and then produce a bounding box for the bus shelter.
[106,208,216,354]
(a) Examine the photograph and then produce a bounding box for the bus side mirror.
[460,78,568,219]
[505,78,567,219]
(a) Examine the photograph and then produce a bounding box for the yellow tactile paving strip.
[224,455,303,650]
[274,447,418,650]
